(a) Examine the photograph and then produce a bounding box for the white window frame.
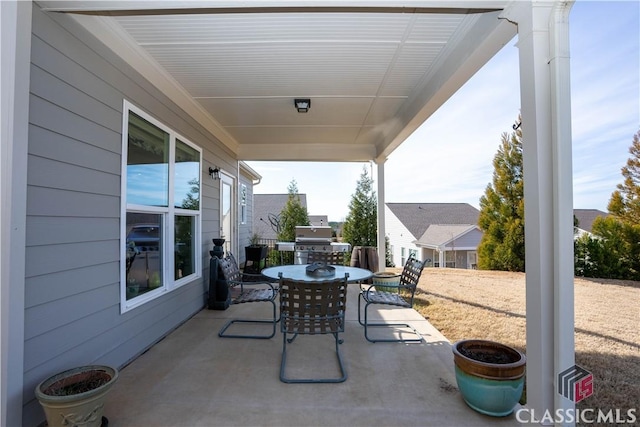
[120,101,202,313]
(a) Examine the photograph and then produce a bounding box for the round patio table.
[261,264,373,283]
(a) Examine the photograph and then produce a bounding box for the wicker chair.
[357,256,426,343]
[278,273,349,383]
[217,253,278,339]
[306,251,345,265]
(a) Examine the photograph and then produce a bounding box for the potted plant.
[35,365,118,427]
[244,233,268,273]
[452,339,526,417]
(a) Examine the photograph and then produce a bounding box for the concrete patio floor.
[104,284,522,426]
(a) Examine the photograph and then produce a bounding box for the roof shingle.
[386,202,480,239]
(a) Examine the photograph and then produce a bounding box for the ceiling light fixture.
[294,98,311,113]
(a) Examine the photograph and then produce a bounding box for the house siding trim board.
[1,2,32,425]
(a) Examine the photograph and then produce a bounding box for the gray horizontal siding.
[26,216,119,247]
[29,125,121,174]
[28,154,120,196]
[25,262,118,307]
[25,240,119,278]
[29,94,121,153]
[22,5,234,425]
[27,186,119,217]
[25,284,116,341]
[30,63,122,131]
[30,36,124,117]
[452,229,482,248]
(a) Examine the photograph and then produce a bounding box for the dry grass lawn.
[401,267,639,421]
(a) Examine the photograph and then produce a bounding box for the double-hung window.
[121,102,202,312]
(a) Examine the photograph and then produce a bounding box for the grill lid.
[295,226,332,241]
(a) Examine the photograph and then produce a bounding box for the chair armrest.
[362,282,402,296]
[230,278,278,293]
[241,271,268,281]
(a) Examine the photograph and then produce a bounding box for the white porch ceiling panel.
[44,1,516,162]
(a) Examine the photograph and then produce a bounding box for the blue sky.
[247,1,640,222]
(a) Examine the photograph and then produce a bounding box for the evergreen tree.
[608,129,640,226]
[276,180,310,243]
[477,117,525,272]
[342,166,377,247]
[579,216,640,280]
[575,129,640,280]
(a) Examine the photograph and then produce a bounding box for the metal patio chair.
[306,250,345,265]
[358,256,426,343]
[278,273,349,383]
[218,253,278,339]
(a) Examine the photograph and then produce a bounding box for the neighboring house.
[573,209,609,238]
[253,194,331,242]
[415,224,483,269]
[253,194,308,241]
[385,203,481,268]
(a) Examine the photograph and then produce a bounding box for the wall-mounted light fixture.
[209,166,220,180]
[294,98,311,113]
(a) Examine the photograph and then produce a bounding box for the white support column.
[1,1,32,426]
[508,1,576,425]
[376,159,386,271]
[549,2,576,422]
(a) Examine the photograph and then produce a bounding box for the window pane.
[240,184,247,224]
[126,212,163,300]
[127,112,169,207]
[175,215,195,279]
[175,139,200,210]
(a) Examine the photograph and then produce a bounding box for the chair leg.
[218,300,277,339]
[280,332,347,383]
[286,332,298,343]
[362,301,423,344]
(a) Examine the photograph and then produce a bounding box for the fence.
[257,238,294,266]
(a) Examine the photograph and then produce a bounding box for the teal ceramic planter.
[452,340,526,417]
[454,365,525,416]
[372,272,400,292]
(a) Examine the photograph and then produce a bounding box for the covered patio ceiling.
[41,0,517,162]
